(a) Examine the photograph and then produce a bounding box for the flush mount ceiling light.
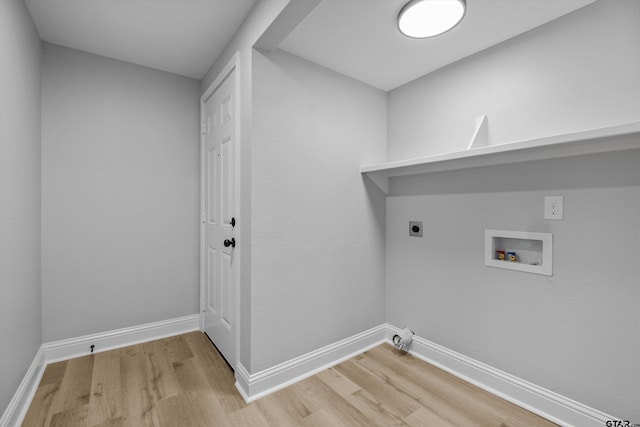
[398,0,466,38]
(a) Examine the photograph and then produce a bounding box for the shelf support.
[364,171,389,194]
[467,115,488,150]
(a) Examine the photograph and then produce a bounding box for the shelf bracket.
[467,115,488,150]
[364,171,389,195]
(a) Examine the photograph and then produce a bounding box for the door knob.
[224,238,235,248]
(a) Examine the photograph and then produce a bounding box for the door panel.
[207,146,218,224]
[221,251,232,329]
[201,64,237,368]
[222,136,233,225]
[207,246,218,316]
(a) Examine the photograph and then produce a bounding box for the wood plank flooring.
[22,332,557,426]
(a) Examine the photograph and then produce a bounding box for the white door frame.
[200,52,241,369]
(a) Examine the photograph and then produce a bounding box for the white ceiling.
[24,0,256,79]
[22,0,598,87]
[279,0,597,91]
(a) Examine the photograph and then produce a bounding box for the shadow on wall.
[390,147,640,197]
[363,174,387,231]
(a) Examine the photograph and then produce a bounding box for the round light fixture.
[398,0,466,39]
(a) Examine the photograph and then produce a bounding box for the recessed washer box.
[485,229,553,276]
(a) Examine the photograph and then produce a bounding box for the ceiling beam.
[254,0,321,52]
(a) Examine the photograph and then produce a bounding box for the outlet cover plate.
[544,196,564,220]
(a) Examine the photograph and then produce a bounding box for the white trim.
[4,320,614,427]
[0,347,46,427]
[234,363,252,402]
[43,314,200,363]
[234,323,615,424]
[385,324,615,427]
[484,229,553,276]
[234,324,387,402]
[1,315,200,426]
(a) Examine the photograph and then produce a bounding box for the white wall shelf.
[361,120,640,194]
[485,229,552,276]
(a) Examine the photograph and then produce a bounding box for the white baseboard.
[0,347,46,427]
[235,323,614,426]
[385,324,615,427]
[235,324,387,402]
[3,318,614,427]
[1,314,200,427]
[43,314,200,363]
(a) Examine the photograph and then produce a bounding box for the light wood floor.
[22,331,557,426]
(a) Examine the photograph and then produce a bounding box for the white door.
[201,62,238,368]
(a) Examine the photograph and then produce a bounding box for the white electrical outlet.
[544,196,564,220]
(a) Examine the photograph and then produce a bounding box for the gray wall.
[386,0,640,420]
[251,49,387,372]
[388,0,640,161]
[41,44,201,342]
[0,0,42,415]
